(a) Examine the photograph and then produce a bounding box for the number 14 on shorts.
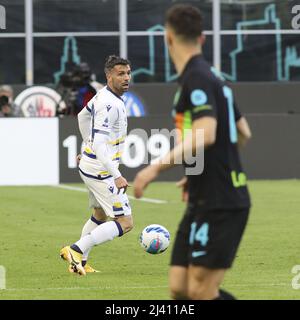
[189,222,209,257]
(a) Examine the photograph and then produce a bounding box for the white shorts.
[79,171,132,218]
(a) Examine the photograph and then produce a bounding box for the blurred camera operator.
[0,85,23,117]
[56,62,97,116]
[0,95,13,117]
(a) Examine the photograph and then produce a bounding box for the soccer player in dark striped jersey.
[134,4,252,300]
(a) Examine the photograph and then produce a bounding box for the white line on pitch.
[51,184,168,204]
[1,283,291,292]
[127,196,167,204]
[3,285,168,292]
[53,185,86,192]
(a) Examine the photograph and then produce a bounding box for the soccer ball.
[139,224,170,254]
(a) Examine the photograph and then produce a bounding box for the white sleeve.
[93,133,121,179]
[78,107,91,143]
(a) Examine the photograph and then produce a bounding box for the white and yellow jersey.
[79,86,127,179]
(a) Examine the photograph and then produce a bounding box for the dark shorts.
[170,207,250,269]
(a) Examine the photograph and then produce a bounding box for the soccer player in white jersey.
[60,55,133,276]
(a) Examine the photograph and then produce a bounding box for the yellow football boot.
[60,246,86,276]
[84,264,100,273]
[68,263,100,274]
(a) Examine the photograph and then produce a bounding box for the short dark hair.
[166,4,203,42]
[104,55,131,74]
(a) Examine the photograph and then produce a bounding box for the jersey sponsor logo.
[191,250,207,258]
[14,86,66,117]
[190,89,208,106]
[231,170,247,188]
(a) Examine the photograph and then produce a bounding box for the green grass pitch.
[0,180,300,300]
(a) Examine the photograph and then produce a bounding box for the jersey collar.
[179,54,204,82]
[106,85,124,102]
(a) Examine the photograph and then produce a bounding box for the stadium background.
[1,0,300,84]
[1,0,300,184]
[0,0,300,301]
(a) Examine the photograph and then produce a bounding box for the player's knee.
[188,283,218,300]
[170,287,188,300]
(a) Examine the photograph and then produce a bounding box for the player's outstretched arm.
[133,165,160,198]
[133,116,217,198]
[236,117,252,147]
